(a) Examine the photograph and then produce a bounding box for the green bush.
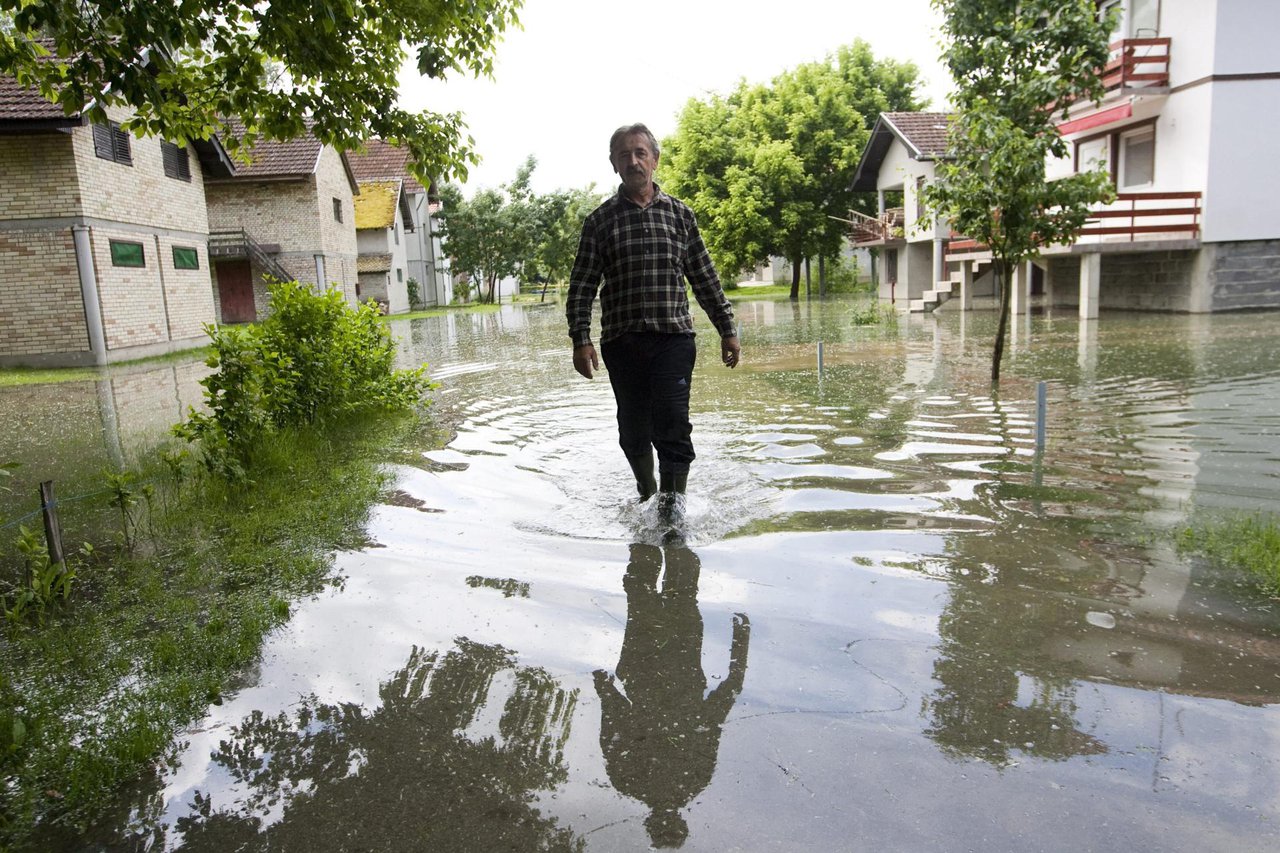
[175,281,432,469]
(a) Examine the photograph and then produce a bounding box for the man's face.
[611,133,658,194]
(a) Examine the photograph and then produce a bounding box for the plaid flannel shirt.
[566,185,735,348]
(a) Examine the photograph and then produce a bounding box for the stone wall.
[1208,240,1280,311]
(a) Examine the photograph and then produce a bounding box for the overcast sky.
[398,0,952,195]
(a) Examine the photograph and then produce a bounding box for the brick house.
[346,139,451,307]
[353,179,413,314]
[204,125,360,323]
[0,75,233,367]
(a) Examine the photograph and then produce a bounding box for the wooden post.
[39,481,65,566]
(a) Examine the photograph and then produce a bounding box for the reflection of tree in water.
[925,568,1106,765]
[595,544,750,849]
[174,640,583,852]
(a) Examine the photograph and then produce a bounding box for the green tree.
[438,157,542,303]
[531,185,605,287]
[660,40,924,299]
[0,0,522,183]
[925,0,1116,383]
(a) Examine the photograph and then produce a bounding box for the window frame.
[333,197,343,223]
[1121,123,1162,188]
[172,245,200,270]
[109,240,146,268]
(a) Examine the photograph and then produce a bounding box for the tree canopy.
[0,0,522,183]
[438,159,601,303]
[659,41,925,297]
[925,0,1116,382]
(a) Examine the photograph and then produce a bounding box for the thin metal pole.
[1035,380,1047,452]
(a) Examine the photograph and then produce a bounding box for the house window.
[1076,135,1111,178]
[1119,126,1155,188]
[396,268,403,283]
[109,240,145,267]
[915,175,927,224]
[172,246,200,270]
[394,223,399,245]
[333,198,343,222]
[161,141,191,181]
[92,122,132,165]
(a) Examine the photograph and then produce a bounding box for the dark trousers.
[601,332,696,475]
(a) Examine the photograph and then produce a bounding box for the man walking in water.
[566,123,740,514]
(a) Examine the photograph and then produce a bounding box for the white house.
[850,0,1280,316]
[353,179,413,314]
[347,140,452,307]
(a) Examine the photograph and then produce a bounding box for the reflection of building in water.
[152,640,581,851]
[595,544,750,849]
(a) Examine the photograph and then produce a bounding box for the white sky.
[398,0,952,195]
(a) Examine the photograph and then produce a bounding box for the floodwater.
[7,299,1280,851]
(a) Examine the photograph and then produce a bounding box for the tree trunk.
[991,258,1011,384]
[789,258,802,300]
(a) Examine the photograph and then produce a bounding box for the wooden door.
[216,260,256,323]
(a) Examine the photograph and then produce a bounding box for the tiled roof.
[354,180,400,230]
[347,138,426,194]
[882,112,955,158]
[0,44,82,126]
[357,253,393,273]
[850,111,957,192]
[222,119,322,178]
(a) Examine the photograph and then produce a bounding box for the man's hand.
[573,343,599,379]
[721,335,741,369]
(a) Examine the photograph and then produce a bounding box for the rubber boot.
[657,470,688,526]
[626,452,657,502]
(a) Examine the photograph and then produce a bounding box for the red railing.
[944,191,1201,258]
[1102,38,1170,92]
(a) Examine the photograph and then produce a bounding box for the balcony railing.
[944,191,1201,258]
[1102,38,1170,93]
[844,207,905,245]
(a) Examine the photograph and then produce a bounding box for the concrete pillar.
[1079,252,1101,320]
[1011,260,1032,316]
[958,261,974,311]
[932,236,945,290]
[1042,260,1055,311]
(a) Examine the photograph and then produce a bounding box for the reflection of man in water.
[594,543,750,848]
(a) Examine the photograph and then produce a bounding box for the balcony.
[844,207,905,246]
[944,191,1201,261]
[1101,38,1171,94]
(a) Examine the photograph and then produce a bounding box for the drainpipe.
[314,254,326,290]
[72,225,108,366]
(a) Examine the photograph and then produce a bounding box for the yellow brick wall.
[75,107,212,234]
[0,133,82,219]
[0,228,87,357]
[92,227,169,350]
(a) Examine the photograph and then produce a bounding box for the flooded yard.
[4,299,1279,851]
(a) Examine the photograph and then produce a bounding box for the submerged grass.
[1178,512,1280,597]
[0,409,428,849]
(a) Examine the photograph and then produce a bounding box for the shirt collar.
[615,182,668,210]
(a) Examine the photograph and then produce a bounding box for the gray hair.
[609,123,660,158]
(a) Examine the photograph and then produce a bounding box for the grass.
[0,409,434,849]
[1178,511,1280,596]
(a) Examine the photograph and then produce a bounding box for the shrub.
[175,281,432,469]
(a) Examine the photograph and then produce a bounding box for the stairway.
[909,276,957,313]
[208,229,293,285]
